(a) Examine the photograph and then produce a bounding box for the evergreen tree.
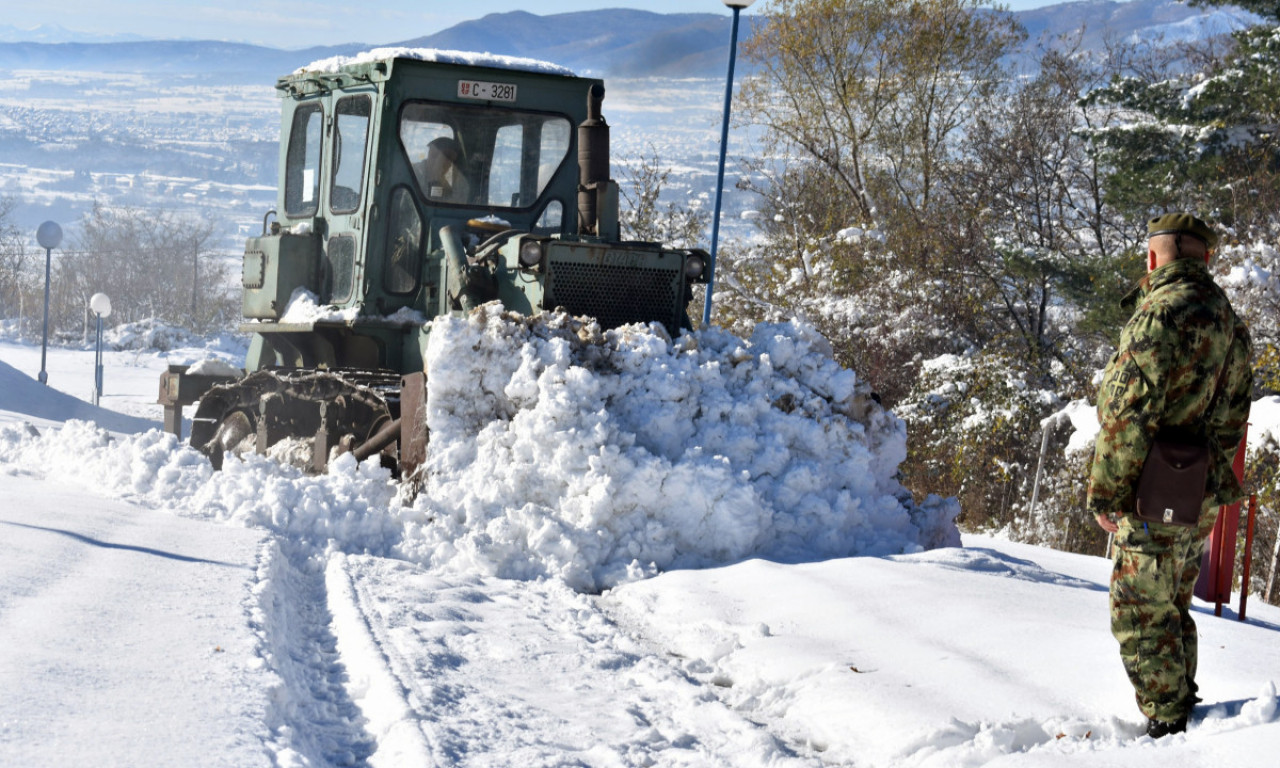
[1087,0,1280,232]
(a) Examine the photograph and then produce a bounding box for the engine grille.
[548,260,682,334]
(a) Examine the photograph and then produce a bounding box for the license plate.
[457,80,518,102]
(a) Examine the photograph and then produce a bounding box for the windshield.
[399,102,571,210]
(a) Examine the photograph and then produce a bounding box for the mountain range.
[0,1,1263,80]
[0,22,144,45]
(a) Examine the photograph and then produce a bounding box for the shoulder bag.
[1133,344,1232,528]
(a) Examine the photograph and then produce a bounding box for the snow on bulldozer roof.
[297,47,577,77]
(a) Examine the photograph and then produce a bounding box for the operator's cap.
[1147,212,1218,250]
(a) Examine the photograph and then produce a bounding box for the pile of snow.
[105,318,205,352]
[405,306,959,590]
[299,47,576,77]
[0,309,959,592]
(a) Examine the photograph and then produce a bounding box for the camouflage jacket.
[1087,258,1252,519]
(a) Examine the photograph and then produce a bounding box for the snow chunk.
[186,358,243,377]
[473,215,512,229]
[277,288,360,324]
[1043,399,1099,456]
[299,47,575,78]
[1249,396,1280,450]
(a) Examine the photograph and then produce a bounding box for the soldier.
[1087,212,1252,738]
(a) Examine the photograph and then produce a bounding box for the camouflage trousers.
[1109,505,1219,723]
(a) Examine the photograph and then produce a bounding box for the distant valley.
[0,1,1260,79]
[0,1,1262,247]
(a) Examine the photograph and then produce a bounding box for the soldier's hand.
[1094,513,1119,534]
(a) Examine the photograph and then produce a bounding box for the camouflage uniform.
[1087,256,1252,724]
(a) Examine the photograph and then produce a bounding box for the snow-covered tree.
[618,147,708,249]
[1086,0,1280,232]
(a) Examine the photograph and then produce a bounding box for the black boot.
[1145,714,1188,738]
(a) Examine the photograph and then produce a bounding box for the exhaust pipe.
[577,83,609,236]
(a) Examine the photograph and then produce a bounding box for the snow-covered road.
[329,554,816,766]
[0,474,272,767]
[1,327,1279,767]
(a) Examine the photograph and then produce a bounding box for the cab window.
[285,102,323,217]
[399,101,571,210]
[384,187,423,295]
[331,96,371,214]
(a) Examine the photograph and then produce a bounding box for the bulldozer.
[158,49,709,476]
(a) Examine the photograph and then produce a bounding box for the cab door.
[323,91,375,308]
[280,90,376,310]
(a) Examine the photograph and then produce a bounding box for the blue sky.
[8,0,1064,49]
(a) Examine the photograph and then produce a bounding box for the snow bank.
[0,310,959,592]
[0,358,156,433]
[0,421,404,555]
[105,318,204,352]
[403,306,960,590]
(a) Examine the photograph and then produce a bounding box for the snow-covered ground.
[1,321,1278,767]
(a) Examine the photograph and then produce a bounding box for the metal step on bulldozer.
[158,50,709,478]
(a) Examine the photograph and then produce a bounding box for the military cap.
[1147,212,1218,249]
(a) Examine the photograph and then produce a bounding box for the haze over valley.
[0,1,1258,250]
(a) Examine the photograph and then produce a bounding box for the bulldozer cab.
[265,56,585,321]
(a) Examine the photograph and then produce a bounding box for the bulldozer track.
[190,368,400,470]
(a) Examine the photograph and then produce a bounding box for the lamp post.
[90,293,112,407]
[191,237,199,325]
[35,220,62,385]
[702,0,756,328]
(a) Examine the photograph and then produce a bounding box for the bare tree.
[739,0,1024,238]
[0,197,33,329]
[618,146,709,248]
[53,203,233,335]
[727,0,1026,401]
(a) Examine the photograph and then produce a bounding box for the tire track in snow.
[250,539,378,768]
[325,552,440,768]
[329,553,820,767]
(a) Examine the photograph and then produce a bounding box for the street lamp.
[90,293,112,407]
[35,220,62,385]
[702,0,757,328]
